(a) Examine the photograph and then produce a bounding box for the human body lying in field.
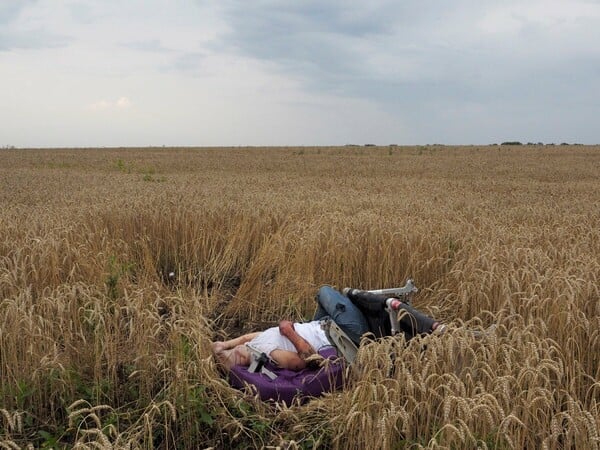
[212,286,445,372]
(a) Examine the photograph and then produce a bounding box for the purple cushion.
[228,346,346,405]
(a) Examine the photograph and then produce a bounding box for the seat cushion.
[228,346,346,405]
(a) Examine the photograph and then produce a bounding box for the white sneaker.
[432,323,447,335]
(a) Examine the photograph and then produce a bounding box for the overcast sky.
[1,0,600,147]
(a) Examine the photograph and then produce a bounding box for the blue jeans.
[313,286,369,345]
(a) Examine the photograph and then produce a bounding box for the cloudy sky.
[1,0,600,147]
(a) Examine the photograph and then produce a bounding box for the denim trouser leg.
[314,286,369,344]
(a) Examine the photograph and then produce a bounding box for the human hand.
[279,320,294,336]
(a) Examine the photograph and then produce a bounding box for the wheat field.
[0,145,598,449]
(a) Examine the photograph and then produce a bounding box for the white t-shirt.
[247,321,330,357]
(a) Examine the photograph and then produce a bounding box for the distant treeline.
[500,142,584,146]
[341,142,586,147]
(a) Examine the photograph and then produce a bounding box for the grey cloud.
[121,39,173,53]
[0,29,70,51]
[217,0,600,144]
[0,0,37,25]
[221,1,399,38]
[214,0,600,113]
[160,51,208,75]
[68,3,104,25]
[215,1,399,73]
[210,1,490,108]
[0,0,71,52]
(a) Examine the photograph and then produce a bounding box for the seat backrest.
[321,319,359,364]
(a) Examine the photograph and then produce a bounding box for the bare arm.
[278,320,316,359]
[269,349,307,371]
[212,331,261,356]
[265,321,316,371]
